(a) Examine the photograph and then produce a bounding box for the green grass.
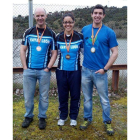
[13,83,23,90]
[13,94,127,140]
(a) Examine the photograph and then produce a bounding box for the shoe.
[70,119,77,126]
[39,118,46,130]
[22,117,33,128]
[79,118,91,130]
[57,118,67,126]
[104,121,114,136]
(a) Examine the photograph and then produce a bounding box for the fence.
[13,4,127,94]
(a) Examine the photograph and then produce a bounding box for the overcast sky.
[13,0,127,7]
[12,0,127,17]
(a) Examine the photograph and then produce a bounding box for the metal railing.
[13,64,127,93]
[13,4,127,94]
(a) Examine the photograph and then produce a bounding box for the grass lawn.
[13,93,127,140]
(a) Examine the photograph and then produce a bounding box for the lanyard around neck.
[36,25,46,45]
[64,30,74,53]
[91,24,102,45]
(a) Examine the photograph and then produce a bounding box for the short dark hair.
[62,11,75,21]
[91,4,105,15]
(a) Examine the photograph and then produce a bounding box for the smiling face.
[34,8,47,28]
[91,9,105,27]
[63,16,75,35]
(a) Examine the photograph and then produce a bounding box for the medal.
[36,46,41,51]
[36,25,46,51]
[91,24,102,53]
[64,30,74,59]
[91,47,95,53]
[66,54,70,59]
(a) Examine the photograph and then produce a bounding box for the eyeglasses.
[63,21,74,25]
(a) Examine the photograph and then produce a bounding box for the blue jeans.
[81,66,112,123]
[23,69,51,119]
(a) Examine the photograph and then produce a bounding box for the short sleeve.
[108,30,118,48]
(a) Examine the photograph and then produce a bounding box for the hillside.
[13,6,127,39]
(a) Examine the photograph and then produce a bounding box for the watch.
[103,68,108,73]
[46,66,51,71]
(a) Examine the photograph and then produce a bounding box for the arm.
[80,48,84,55]
[95,46,118,74]
[104,46,118,70]
[44,50,57,72]
[20,45,28,70]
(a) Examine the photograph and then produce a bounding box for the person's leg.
[37,69,51,129]
[23,69,37,118]
[94,72,111,123]
[56,69,69,120]
[94,72,114,135]
[81,67,93,122]
[68,70,81,121]
[22,69,36,128]
[38,70,51,119]
[80,67,93,130]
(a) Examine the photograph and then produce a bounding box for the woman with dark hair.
[56,11,83,126]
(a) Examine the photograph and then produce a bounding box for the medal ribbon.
[36,25,46,45]
[64,30,74,53]
[91,24,102,45]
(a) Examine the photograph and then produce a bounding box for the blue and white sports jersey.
[82,24,118,70]
[56,31,83,71]
[21,25,57,69]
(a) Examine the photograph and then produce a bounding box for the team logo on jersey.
[85,37,99,48]
[30,38,50,44]
[60,45,66,49]
[71,45,78,49]
[60,45,78,49]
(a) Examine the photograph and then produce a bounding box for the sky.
[12,0,127,17]
[13,0,127,7]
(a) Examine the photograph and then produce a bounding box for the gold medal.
[36,25,46,51]
[91,24,102,46]
[66,54,70,59]
[91,47,95,53]
[64,30,73,53]
[36,46,41,51]
[91,24,102,53]
[64,31,73,60]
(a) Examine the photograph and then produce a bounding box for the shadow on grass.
[13,93,127,140]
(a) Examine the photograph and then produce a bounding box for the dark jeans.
[56,69,81,120]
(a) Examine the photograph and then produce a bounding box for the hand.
[44,68,49,72]
[23,66,27,70]
[95,69,105,74]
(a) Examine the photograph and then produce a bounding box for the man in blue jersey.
[20,7,57,129]
[80,4,118,135]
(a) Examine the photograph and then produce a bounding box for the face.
[63,16,74,34]
[91,9,105,25]
[34,8,47,28]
